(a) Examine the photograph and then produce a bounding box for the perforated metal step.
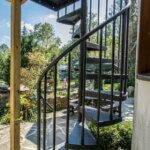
[87,42,107,51]
[86,73,128,80]
[85,90,128,101]
[87,58,113,64]
[57,9,81,25]
[81,106,122,127]
[65,122,97,150]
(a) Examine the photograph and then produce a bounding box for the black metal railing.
[57,0,81,19]
[37,0,131,149]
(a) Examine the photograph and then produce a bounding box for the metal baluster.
[89,0,92,32]
[78,0,87,123]
[37,82,41,150]
[73,25,75,36]
[97,28,103,143]
[66,53,71,147]
[106,0,108,21]
[43,73,47,150]
[73,2,75,10]
[119,12,126,118]
[97,0,100,43]
[118,0,123,71]
[53,65,57,150]
[57,10,59,19]
[110,0,116,120]
[80,2,87,144]
[104,0,108,58]
[72,2,76,36]
[81,40,87,145]
[124,9,130,94]
[65,6,67,15]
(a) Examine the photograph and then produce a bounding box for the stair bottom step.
[56,122,97,150]
[66,122,97,150]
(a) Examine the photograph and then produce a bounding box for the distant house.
[7,84,29,94]
[59,65,68,80]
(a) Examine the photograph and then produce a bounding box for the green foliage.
[21,26,35,67]
[20,23,62,92]
[0,94,37,124]
[0,46,10,83]
[89,121,133,150]
[21,52,48,93]
[33,23,61,59]
[103,83,120,91]
[0,44,9,52]
[128,0,138,87]
[21,23,61,65]
[108,0,138,87]
[0,113,10,125]
[20,94,37,122]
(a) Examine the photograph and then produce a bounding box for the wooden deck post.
[9,0,26,149]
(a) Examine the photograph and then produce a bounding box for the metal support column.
[78,0,87,122]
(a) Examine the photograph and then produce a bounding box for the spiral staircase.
[31,0,131,149]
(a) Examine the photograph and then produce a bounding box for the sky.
[0,0,110,47]
[0,0,72,47]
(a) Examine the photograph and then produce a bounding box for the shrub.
[0,94,37,124]
[0,113,10,124]
[20,94,37,122]
[89,121,133,150]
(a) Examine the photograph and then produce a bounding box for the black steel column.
[78,0,87,122]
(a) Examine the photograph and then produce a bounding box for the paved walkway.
[0,97,134,150]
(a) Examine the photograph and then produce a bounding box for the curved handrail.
[37,0,131,84]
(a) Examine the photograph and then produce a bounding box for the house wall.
[132,0,150,149]
[132,80,150,150]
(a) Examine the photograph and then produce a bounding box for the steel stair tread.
[86,42,101,51]
[81,106,122,126]
[85,90,128,101]
[86,42,106,51]
[86,58,119,72]
[65,122,97,150]
[87,58,114,64]
[57,9,81,25]
[74,61,119,72]
[86,73,128,80]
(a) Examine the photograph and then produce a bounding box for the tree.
[128,0,138,86]
[108,0,138,86]
[0,44,9,52]
[21,51,48,92]
[21,23,61,68]
[21,26,34,67]
[0,44,10,83]
[20,23,62,92]
[31,23,61,62]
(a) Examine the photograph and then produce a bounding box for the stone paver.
[0,97,134,150]
[0,111,77,150]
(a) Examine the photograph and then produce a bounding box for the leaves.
[89,121,133,150]
[21,52,48,93]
